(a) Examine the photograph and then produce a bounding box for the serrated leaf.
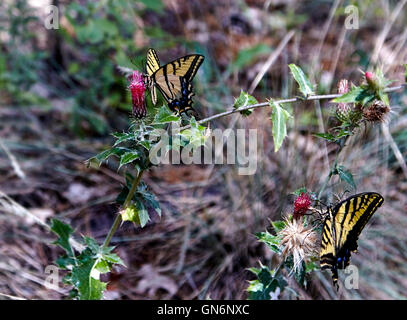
[337,165,356,190]
[247,265,286,300]
[137,201,149,228]
[269,100,292,152]
[288,64,315,97]
[138,188,161,217]
[255,231,281,254]
[119,151,140,167]
[71,259,106,300]
[233,90,258,116]
[179,117,209,148]
[112,132,135,146]
[332,86,365,103]
[51,219,75,258]
[93,147,127,164]
[153,105,180,124]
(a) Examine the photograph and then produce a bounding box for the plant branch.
[180,84,406,131]
[103,169,144,248]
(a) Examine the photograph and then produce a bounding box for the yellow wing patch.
[320,192,384,288]
[146,48,160,76]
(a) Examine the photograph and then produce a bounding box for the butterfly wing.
[151,54,204,113]
[320,192,384,288]
[146,48,161,105]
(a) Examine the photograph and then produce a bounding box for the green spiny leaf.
[51,219,75,258]
[255,231,281,254]
[288,64,315,97]
[269,100,292,152]
[332,86,366,103]
[71,259,106,300]
[233,90,258,116]
[119,151,140,168]
[153,105,180,124]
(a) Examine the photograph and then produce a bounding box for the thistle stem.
[103,169,144,248]
[178,84,406,131]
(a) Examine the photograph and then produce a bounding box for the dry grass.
[1,0,407,300]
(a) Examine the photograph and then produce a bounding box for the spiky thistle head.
[362,99,390,123]
[279,219,318,273]
[128,70,147,119]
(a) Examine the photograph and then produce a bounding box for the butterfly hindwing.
[145,49,204,113]
[320,192,384,288]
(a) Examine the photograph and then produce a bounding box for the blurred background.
[0,0,406,300]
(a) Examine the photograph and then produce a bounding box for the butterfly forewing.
[146,48,160,76]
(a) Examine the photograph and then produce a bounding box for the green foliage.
[269,100,292,152]
[51,219,124,300]
[335,165,356,190]
[233,90,258,116]
[314,127,354,143]
[178,117,209,149]
[247,264,287,300]
[153,105,181,124]
[255,231,281,254]
[117,178,161,228]
[288,64,315,97]
[333,69,392,107]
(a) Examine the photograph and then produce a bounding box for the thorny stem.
[102,169,144,248]
[179,84,406,131]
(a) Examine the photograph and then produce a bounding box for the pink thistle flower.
[293,192,311,220]
[128,71,147,119]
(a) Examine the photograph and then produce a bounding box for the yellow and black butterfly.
[144,48,204,114]
[320,192,384,289]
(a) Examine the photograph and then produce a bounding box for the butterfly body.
[320,192,384,288]
[144,49,204,114]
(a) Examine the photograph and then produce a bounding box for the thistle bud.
[128,71,147,119]
[365,71,379,91]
